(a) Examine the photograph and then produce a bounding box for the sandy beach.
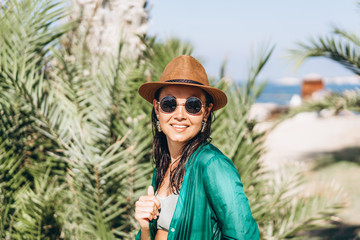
[256,106,360,225]
[260,112,360,170]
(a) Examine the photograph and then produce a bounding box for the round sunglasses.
[158,96,206,114]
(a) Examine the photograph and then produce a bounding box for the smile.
[171,124,189,129]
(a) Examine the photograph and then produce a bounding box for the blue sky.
[147,0,359,83]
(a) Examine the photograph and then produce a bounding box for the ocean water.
[256,83,360,105]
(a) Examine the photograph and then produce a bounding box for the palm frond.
[11,169,65,239]
[260,169,346,239]
[0,137,27,238]
[333,26,360,46]
[290,35,360,75]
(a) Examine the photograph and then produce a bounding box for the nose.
[174,102,187,120]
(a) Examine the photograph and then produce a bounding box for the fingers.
[136,196,160,213]
[135,203,159,222]
[140,187,161,209]
[148,185,154,196]
[135,185,161,224]
[147,185,161,208]
[135,212,151,221]
[135,201,160,214]
[135,208,159,221]
[152,196,161,209]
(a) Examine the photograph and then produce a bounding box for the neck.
[166,140,186,163]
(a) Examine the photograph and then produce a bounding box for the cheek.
[158,113,171,123]
[189,116,204,126]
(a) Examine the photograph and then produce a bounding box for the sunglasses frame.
[157,96,206,115]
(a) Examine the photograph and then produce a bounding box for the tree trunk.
[70,0,148,59]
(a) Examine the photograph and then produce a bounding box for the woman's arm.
[203,155,259,240]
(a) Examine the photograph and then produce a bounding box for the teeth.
[172,125,187,128]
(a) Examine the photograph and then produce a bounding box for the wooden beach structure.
[301,74,324,99]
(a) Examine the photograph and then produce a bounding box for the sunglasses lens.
[160,96,177,113]
[159,96,203,114]
[185,97,203,114]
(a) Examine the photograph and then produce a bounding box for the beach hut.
[301,73,324,99]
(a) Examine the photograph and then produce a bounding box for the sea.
[256,83,360,105]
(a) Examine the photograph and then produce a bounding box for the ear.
[153,99,160,117]
[204,103,213,120]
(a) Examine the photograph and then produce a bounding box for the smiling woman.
[134,55,259,240]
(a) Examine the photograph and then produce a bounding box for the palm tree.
[0,0,152,238]
[0,0,72,238]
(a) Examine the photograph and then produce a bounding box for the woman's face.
[153,85,213,147]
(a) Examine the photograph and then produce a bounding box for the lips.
[171,124,189,129]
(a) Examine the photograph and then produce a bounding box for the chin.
[166,133,194,145]
[170,136,192,144]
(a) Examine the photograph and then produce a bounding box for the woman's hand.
[135,186,161,229]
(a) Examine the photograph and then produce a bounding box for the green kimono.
[136,143,259,240]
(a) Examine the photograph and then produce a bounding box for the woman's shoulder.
[196,143,233,168]
[195,143,242,183]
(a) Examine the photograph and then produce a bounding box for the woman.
[135,55,259,240]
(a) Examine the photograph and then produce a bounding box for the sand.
[258,110,360,224]
[260,112,360,170]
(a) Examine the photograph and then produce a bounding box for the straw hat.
[138,55,227,111]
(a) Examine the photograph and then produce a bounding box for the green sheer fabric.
[136,143,259,240]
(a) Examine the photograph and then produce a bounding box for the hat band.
[165,79,204,85]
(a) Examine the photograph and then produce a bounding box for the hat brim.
[138,82,227,111]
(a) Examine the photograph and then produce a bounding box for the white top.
[155,192,179,231]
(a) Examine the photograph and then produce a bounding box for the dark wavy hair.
[152,88,214,194]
